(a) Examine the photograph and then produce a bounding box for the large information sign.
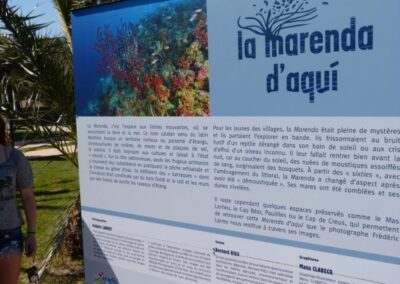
[72,1,400,283]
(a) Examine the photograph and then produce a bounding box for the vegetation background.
[18,155,81,283]
[0,0,118,282]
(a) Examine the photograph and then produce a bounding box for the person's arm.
[20,188,37,257]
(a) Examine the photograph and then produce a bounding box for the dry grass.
[41,244,85,284]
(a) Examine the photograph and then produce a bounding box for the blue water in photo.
[72,0,192,116]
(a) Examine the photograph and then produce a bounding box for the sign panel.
[72,1,400,283]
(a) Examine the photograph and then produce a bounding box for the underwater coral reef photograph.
[74,0,208,117]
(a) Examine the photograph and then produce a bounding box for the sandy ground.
[20,143,75,158]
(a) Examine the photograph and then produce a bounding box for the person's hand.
[25,234,37,257]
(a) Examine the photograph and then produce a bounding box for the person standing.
[0,117,36,284]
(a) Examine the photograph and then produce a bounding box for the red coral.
[93,2,210,117]
[197,64,208,81]
[179,57,193,69]
[194,28,208,48]
[153,74,163,94]
[157,85,170,101]
[95,22,145,94]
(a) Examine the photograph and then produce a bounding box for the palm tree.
[0,0,118,165]
[0,0,117,279]
[0,1,77,165]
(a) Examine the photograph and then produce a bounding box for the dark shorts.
[0,227,23,257]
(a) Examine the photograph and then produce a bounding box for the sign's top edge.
[71,0,124,13]
[71,0,166,15]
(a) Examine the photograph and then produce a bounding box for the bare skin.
[0,253,22,284]
[21,188,37,257]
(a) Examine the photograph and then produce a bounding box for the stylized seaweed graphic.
[238,0,322,38]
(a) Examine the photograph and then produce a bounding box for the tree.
[237,0,319,38]
[0,0,119,166]
[0,0,118,279]
[0,1,77,165]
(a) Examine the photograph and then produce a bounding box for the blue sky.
[9,0,61,35]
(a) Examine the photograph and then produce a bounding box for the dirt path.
[19,143,75,158]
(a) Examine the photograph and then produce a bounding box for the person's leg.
[0,228,24,284]
[0,253,22,284]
